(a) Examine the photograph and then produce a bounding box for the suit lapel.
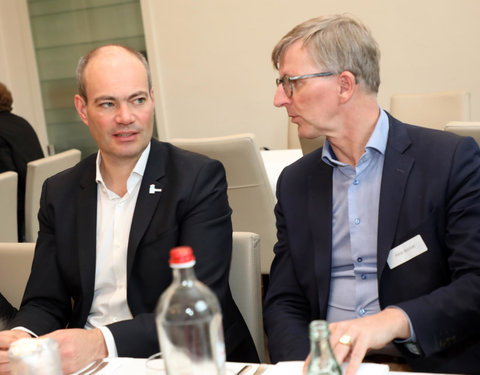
[127,140,167,277]
[77,156,98,308]
[308,155,333,316]
[377,115,414,277]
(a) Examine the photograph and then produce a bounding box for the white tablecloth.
[73,358,446,375]
[260,149,303,195]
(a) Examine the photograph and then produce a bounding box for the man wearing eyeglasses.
[263,14,480,375]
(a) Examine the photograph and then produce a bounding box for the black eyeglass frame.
[276,72,334,97]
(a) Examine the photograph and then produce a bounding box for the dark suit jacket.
[0,111,44,241]
[0,292,17,330]
[10,139,258,362]
[264,114,480,374]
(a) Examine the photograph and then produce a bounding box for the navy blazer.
[264,114,480,374]
[11,139,258,362]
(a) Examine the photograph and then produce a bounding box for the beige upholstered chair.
[229,232,266,362]
[288,117,325,155]
[390,90,471,130]
[299,136,326,155]
[25,149,81,242]
[0,172,18,242]
[287,118,301,149]
[0,242,35,309]
[444,121,480,146]
[169,134,276,275]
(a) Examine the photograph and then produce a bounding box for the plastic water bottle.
[305,320,342,375]
[156,246,226,375]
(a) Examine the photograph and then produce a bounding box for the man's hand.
[328,308,410,375]
[0,330,32,375]
[42,328,108,374]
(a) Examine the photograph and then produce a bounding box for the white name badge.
[387,234,428,269]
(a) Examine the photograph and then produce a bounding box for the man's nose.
[115,103,135,124]
[273,84,290,108]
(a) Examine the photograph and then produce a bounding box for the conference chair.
[0,242,35,309]
[169,134,276,275]
[287,117,325,155]
[25,149,81,242]
[287,118,301,149]
[229,232,266,362]
[0,171,18,242]
[390,90,471,130]
[444,121,480,146]
[299,136,326,155]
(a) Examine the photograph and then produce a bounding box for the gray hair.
[272,14,381,93]
[76,45,152,102]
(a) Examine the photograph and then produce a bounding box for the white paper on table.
[341,362,389,375]
[264,361,389,375]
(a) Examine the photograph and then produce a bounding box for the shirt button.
[354,218,360,225]
[361,274,367,280]
[359,308,366,315]
[357,257,363,263]
[353,179,359,185]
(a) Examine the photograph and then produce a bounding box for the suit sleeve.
[8,179,72,333]
[263,171,312,363]
[395,136,480,357]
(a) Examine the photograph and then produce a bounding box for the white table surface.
[73,358,448,375]
[260,149,303,195]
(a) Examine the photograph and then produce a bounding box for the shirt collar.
[95,142,151,193]
[322,108,389,166]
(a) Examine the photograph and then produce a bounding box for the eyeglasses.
[275,72,334,98]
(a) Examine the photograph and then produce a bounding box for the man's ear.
[338,71,356,103]
[150,88,155,104]
[74,94,89,126]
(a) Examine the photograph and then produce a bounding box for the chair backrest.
[299,136,326,155]
[389,90,471,130]
[229,232,265,362]
[0,172,18,242]
[0,242,35,309]
[444,121,480,146]
[169,134,276,274]
[25,149,81,242]
[287,118,301,149]
[288,117,325,155]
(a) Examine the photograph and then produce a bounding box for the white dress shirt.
[84,143,150,357]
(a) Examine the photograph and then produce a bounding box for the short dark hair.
[76,44,152,102]
[0,82,13,112]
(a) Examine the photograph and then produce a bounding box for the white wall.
[2,1,479,152]
[141,0,480,149]
[0,0,49,155]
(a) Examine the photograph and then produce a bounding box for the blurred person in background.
[0,82,44,241]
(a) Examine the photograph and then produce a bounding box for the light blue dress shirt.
[322,109,388,323]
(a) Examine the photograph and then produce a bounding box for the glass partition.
[27,0,148,157]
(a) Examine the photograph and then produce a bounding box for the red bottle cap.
[169,246,196,267]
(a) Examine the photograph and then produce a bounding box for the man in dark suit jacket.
[0,82,44,241]
[0,293,16,331]
[0,45,257,374]
[264,14,480,375]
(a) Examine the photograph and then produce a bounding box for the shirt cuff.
[388,306,422,355]
[98,326,118,358]
[388,306,416,342]
[10,327,37,337]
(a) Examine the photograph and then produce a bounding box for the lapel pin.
[149,184,162,194]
